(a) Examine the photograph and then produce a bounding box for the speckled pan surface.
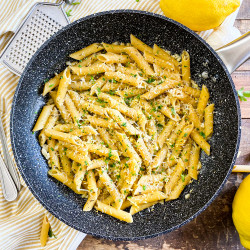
[10,10,241,240]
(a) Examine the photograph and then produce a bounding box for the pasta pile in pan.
[33,35,214,223]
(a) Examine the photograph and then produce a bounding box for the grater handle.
[0,153,18,201]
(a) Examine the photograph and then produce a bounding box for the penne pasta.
[44,129,80,145]
[125,47,154,76]
[56,67,71,106]
[70,63,112,76]
[39,107,59,146]
[107,109,140,135]
[95,200,133,223]
[40,215,50,247]
[70,43,103,60]
[98,168,122,209]
[130,34,153,54]
[133,174,165,195]
[183,86,201,98]
[97,52,131,64]
[153,44,179,68]
[33,104,54,132]
[134,137,152,167]
[70,81,92,91]
[188,105,201,130]
[90,77,106,95]
[169,123,194,166]
[141,79,179,100]
[64,94,82,124]
[144,51,175,72]
[165,159,185,195]
[102,43,127,54]
[104,71,147,88]
[36,36,214,223]
[88,115,120,130]
[47,138,60,169]
[204,104,214,137]
[130,202,157,215]
[197,85,210,121]
[190,130,210,155]
[42,71,63,96]
[128,191,167,206]
[83,170,98,211]
[87,158,107,170]
[50,91,72,123]
[181,51,191,84]
[150,146,168,172]
[188,143,200,180]
[98,127,117,150]
[48,168,85,194]
[158,120,176,148]
[58,144,72,177]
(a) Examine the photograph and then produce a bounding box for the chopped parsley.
[157,123,163,128]
[181,169,188,182]
[124,97,132,105]
[108,90,115,95]
[70,2,80,5]
[108,149,112,159]
[181,173,186,182]
[66,9,72,17]
[171,107,176,115]
[237,87,250,101]
[200,131,206,138]
[48,227,57,238]
[143,185,146,191]
[146,77,155,83]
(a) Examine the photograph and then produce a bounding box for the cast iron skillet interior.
[10,10,241,240]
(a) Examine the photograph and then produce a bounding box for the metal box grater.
[0,2,70,76]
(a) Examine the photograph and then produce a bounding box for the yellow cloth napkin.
[0,0,242,249]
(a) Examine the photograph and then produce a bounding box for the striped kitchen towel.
[0,0,242,249]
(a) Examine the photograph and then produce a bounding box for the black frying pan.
[10,10,241,240]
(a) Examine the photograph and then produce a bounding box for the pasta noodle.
[36,35,214,223]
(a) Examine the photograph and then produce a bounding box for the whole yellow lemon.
[159,0,240,31]
[232,174,250,249]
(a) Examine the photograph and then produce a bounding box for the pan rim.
[10,9,241,241]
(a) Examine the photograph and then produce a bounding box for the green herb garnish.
[237,87,250,101]
[66,9,72,17]
[171,107,176,115]
[200,131,206,138]
[70,2,80,5]
[48,227,57,238]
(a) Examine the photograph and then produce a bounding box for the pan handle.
[215,31,250,74]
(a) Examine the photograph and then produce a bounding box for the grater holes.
[5,9,64,70]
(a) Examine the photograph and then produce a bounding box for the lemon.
[159,0,240,31]
[232,174,250,249]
